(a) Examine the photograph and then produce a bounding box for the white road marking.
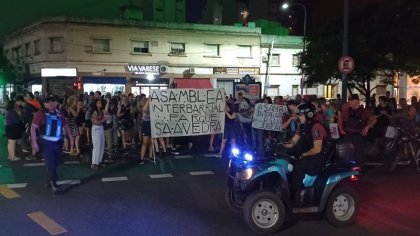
[173,155,193,159]
[64,161,80,165]
[149,174,174,179]
[24,163,44,167]
[101,177,128,182]
[7,183,28,189]
[203,154,220,158]
[56,180,81,185]
[189,171,214,176]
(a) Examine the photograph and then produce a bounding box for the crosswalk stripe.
[0,185,20,199]
[7,183,28,189]
[28,211,68,235]
[173,155,193,159]
[149,174,173,179]
[24,163,44,167]
[189,171,214,176]
[56,180,81,185]
[64,161,80,165]
[101,177,128,182]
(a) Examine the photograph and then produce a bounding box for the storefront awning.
[175,78,213,89]
[83,77,126,84]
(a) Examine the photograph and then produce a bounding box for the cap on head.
[44,94,57,103]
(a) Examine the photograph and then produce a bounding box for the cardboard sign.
[252,103,287,131]
[150,89,225,137]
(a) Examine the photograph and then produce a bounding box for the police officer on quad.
[283,103,327,205]
[31,94,74,193]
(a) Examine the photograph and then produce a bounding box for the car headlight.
[241,168,254,180]
[244,153,253,161]
[232,148,240,157]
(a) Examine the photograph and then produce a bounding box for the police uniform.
[32,108,67,188]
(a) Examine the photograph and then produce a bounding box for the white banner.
[252,103,287,131]
[150,89,225,137]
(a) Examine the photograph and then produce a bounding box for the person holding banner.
[218,102,237,158]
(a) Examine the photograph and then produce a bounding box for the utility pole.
[264,37,275,96]
[341,0,349,102]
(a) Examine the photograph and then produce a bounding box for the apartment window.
[292,85,299,96]
[92,39,111,53]
[170,42,185,56]
[292,54,299,66]
[237,45,252,58]
[270,54,280,66]
[132,41,149,53]
[204,44,220,57]
[4,49,9,59]
[50,37,63,52]
[34,40,41,55]
[12,46,22,62]
[24,42,31,57]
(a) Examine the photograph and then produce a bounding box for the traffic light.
[73,77,82,90]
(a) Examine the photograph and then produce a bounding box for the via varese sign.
[150,89,226,137]
[252,103,287,131]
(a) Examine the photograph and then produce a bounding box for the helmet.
[297,103,316,120]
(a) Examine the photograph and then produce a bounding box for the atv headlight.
[232,148,240,157]
[244,153,253,162]
[241,168,254,180]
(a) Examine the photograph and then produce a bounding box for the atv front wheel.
[225,189,244,213]
[325,185,359,226]
[243,190,285,234]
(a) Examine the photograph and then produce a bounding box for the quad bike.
[225,140,361,234]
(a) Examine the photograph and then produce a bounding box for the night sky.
[0,0,386,39]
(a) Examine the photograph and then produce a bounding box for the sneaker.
[9,157,21,161]
[22,148,30,153]
[25,155,37,161]
[90,164,99,169]
[208,147,216,152]
[139,160,146,165]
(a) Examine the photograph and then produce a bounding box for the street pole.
[341,0,349,102]
[301,4,307,95]
[264,37,275,96]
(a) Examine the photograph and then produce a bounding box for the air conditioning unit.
[262,56,268,62]
[160,65,169,74]
[189,68,196,74]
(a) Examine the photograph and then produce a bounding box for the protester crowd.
[2,89,419,169]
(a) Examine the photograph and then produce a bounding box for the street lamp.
[282,2,307,95]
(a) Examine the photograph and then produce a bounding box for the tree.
[0,44,17,86]
[299,0,420,106]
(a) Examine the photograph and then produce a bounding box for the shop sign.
[213,67,259,75]
[127,65,160,75]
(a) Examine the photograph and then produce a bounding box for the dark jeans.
[344,133,365,163]
[41,139,63,182]
[291,155,323,191]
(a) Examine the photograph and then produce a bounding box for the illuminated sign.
[41,68,77,77]
[127,65,160,75]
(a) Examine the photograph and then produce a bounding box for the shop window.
[270,54,280,66]
[204,44,220,57]
[237,45,252,58]
[324,84,336,99]
[49,37,63,52]
[34,40,41,55]
[170,42,185,56]
[132,41,149,53]
[292,54,299,66]
[92,38,111,53]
